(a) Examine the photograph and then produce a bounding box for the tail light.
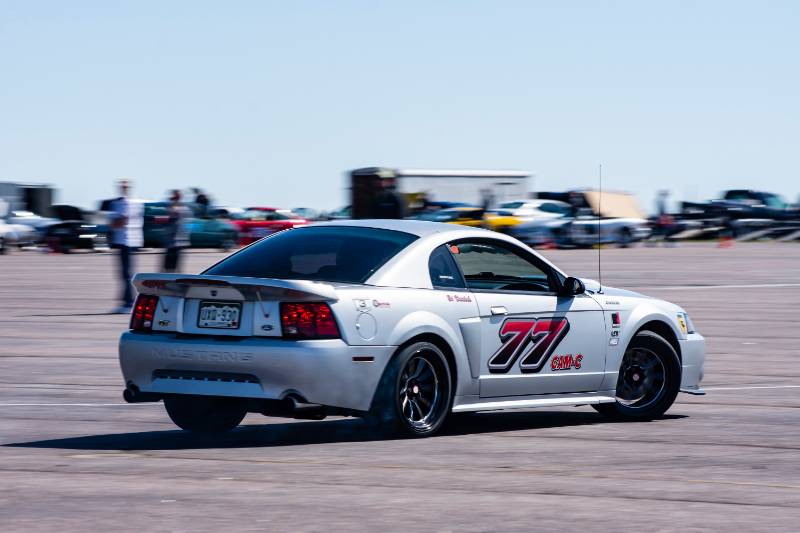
[131,294,159,331]
[280,302,340,339]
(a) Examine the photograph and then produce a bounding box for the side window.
[428,245,466,289]
[450,240,554,293]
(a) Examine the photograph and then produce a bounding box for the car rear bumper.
[118,332,396,412]
[679,333,705,391]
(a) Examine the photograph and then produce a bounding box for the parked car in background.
[1,218,39,252]
[5,210,59,240]
[415,207,485,227]
[320,205,352,220]
[512,191,651,248]
[291,207,321,221]
[230,207,308,245]
[681,189,800,221]
[41,205,108,253]
[209,206,244,220]
[143,202,238,250]
[496,199,572,218]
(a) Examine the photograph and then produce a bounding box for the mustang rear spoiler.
[131,273,339,302]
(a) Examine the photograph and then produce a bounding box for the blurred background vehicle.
[0,218,38,252]
[291,207,321,221]
[481,199,573,233]
[230,207,307,245]
[320,205,352,220]
[496,199,572,218]
[143,202,239,250]
[209,206,244,220]
[42,204,108,253]
[511,190,651,248]
[679,189,800,241]
[415,206,485,226]
[682,190,800,221]
[6,210,59,239]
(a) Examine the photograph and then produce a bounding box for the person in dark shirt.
[370,177,406,219]
[163,189,191,272]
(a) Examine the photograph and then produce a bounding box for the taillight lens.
[280,302,340,339]
[131,295,159,331]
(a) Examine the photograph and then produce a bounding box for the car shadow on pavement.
[4,411,687,451]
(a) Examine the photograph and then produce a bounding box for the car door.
[448,238,607,397]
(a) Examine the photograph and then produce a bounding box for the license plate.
[198,301,242,329]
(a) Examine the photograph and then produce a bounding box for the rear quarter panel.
[331,286,481,397]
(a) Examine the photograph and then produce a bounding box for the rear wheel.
[593,331,681,421]
[164,395,247,433]
[367,341,452,437]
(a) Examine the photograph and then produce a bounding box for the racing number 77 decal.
[487,318,570,374]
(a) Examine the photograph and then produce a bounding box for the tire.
[618,227,633,248]
[367,341,453,437]
[164,395,247,433]
[221,235,236,252]
[593,331,681,421]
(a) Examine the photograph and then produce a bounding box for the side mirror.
[561,276,585,296]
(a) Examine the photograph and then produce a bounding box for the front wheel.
[367,341,453,437]
[164,395,247,433]
[593,331,681,421]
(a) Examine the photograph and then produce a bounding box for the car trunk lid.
[131,273,338,337]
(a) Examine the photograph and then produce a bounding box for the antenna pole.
[598,164,603,293]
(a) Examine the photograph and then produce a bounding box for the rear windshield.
[204,226,418,283]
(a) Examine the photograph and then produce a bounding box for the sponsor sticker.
[677,314,688,334]
[551,353,583,371]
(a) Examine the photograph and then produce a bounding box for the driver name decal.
[488,317,570,374]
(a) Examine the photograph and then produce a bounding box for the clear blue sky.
[2,1,798,213]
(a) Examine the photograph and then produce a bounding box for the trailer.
[0,181,55,216]
[349,167,531,219]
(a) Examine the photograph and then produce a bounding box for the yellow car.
[416,207,485,227]
[482,211,524,233]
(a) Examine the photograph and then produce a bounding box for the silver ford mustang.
[119,220,705,437]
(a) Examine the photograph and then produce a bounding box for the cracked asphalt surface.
[1,243,799,532]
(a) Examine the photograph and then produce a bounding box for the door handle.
[490,306,508,315]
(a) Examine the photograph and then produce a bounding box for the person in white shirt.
[109,179,144,313]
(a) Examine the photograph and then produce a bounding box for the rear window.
[204,226,418,283]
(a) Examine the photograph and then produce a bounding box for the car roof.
[308,218,492,237]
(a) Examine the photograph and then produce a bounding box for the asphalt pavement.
[1,242,799,532]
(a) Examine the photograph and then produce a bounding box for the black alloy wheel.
[594,330,681,421]
[368,341,452,437]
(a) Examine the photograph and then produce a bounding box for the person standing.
[109,179,144,313]
[370,177,406,219]
[163,189,191,273]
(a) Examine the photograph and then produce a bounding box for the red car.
[231,207,307,245]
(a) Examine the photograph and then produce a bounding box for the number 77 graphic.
[487,317,570,374]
